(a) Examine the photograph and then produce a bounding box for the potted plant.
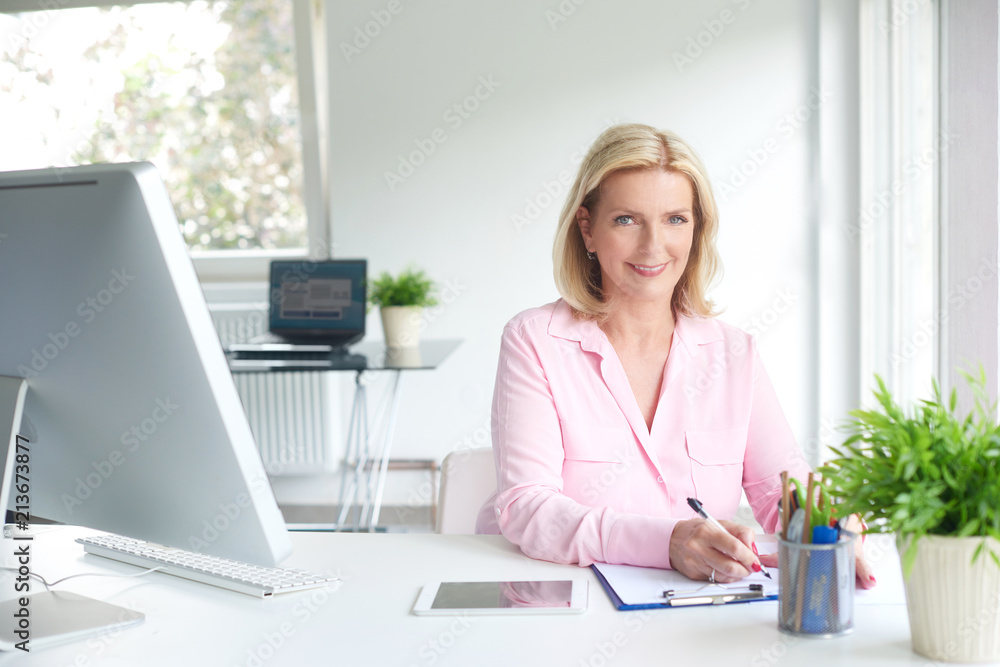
[368,266,437,349]
[820,369,1000,662]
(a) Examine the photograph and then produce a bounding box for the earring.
[587,251,596,260]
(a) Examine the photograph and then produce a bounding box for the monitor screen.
[0,162,291,566]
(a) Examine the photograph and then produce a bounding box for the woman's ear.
[576,206,593,250]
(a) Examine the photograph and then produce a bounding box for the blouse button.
[656,476,664,484]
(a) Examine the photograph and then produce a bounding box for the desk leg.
[336,373,370,530]
[367,370,403,530]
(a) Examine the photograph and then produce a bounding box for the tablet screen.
[431,580,573,610]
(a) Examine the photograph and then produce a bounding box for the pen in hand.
[686,497,772,580]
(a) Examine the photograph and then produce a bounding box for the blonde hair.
[552,123,721,320]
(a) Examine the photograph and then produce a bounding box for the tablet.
[412,580,587,615]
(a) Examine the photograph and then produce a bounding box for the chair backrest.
[436,447,496,534]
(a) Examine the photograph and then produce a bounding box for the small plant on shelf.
[368,266,437,348]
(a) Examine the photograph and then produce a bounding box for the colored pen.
[687,497,772,580]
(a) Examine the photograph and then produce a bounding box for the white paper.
[594,562,777,606]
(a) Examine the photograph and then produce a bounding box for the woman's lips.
[628,262,667,277]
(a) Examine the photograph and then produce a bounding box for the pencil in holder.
[778,534,856,638]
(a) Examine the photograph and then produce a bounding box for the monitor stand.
[0,376,144,652]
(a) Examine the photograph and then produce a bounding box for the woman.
[476,123,875,587]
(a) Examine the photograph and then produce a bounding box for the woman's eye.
[613,215,635,226]
[668,215,688,225]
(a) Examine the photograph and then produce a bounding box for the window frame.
[857,0,941,407]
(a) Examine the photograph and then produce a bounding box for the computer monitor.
[0,162,291,567]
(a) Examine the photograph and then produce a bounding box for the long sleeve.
[488,317,677,569]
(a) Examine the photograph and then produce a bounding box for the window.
[1,0,324,269]
[858,0,939,405]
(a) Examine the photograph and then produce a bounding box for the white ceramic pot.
[902,535,1000,663]
[380,305,422,349]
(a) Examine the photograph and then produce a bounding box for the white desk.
[0,527,934,666]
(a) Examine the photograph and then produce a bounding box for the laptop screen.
[268,260,366,342]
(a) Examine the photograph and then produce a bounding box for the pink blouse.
[475,299,811,569]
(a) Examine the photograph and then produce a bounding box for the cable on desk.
[0,566,166,591]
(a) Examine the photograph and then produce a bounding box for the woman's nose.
[640,223,660,253]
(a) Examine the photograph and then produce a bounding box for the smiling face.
[576,168,695,312]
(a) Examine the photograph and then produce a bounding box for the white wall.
[325,0,824,504]
[939,0,999,404]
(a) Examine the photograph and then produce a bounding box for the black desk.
[227,339,461,530]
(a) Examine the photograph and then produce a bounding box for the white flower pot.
[902,535,1000,663]
[380,306,422,349]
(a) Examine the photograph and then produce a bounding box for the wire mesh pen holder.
[778,535,856,638]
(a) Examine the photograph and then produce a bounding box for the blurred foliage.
[67,0,307,251]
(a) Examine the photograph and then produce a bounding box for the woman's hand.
[669,519,762,583]
[845,514,877,589]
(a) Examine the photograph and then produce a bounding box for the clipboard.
[591,562,778,610]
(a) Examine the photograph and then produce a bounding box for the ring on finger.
[709,569,715,584]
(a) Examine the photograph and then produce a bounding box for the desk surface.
[0,528,933,666]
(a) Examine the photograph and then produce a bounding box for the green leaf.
[368,267,438,308]
[822,366,1000,542]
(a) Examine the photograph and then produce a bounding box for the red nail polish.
[752,543,759,556]
[869,575,877,584]
[752,562,762,573]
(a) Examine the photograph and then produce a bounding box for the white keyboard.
[76,533,338,598]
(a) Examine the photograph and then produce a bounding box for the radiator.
[209,301,338,475]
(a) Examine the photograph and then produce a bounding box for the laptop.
[228,259,367,354]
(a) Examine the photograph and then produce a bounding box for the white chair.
[436,447,496,534]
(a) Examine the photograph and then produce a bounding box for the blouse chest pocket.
[559,420,638,508]
[685,427,747,516]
